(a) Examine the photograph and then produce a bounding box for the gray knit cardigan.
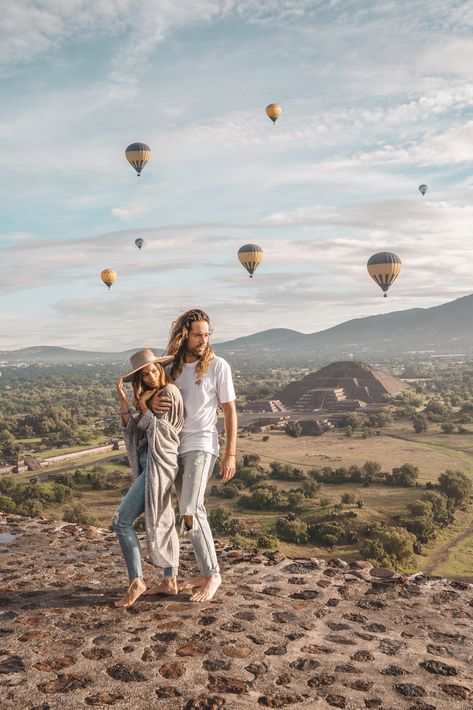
[122,383,184,572]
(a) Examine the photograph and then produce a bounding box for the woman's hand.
[138,388,158,413]
[116,377,127,399]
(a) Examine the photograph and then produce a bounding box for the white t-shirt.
[173,356,236,456]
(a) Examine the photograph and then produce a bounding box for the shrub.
[440,422,455,434]
[0,495,16,513]
[257,533,280,549]
[275,517,308,543]
[63,503,98,526]
[341,493,355,505]
[16,500,44,518]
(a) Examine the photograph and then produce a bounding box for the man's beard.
[188,345,206,358]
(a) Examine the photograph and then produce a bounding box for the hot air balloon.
[265,103,281,124]
[125,143,151,176]
[419,184,428,196]
[135,238,144,250]
[367,252,401,297]
[101,269,117,290]
[238,244,263,278]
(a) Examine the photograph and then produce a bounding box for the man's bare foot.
[114,577,147,608]
[142,577,178,596]
[177,574,206,592]
[190,573,221,602]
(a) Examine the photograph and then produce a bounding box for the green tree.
[302,479,321,499]
[0,430,21,464]
[412,414,428,433]
[361,525,416,570]
[285,421,302,438]
[286,491,305,515]
[421,491,450,525]
[438,470,472,506]
[362,461,383,482]
[390,463,419,487]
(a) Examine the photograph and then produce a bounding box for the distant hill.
[216,293,473,364]
[0,346,158,365]
[1,293,472,367]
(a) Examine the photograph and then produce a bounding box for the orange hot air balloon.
[265,103,281,124]
[100,269,117,290]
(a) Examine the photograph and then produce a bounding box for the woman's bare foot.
[190,573,221,602]
[177,574,206,592]
[142,577,178,596]
[114,577,147,608]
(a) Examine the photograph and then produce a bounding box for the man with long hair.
[151,308,237,601]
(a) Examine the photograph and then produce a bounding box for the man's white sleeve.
[217,359,236,404]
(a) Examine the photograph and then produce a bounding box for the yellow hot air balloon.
[238,244,263,278]
[367,252,401,297]
[101,269,117,290]
[125,143,151,176]
[266,103,281,124]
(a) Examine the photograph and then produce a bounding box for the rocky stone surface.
[0,514,472,709]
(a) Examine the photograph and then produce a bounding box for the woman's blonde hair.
[131,362,170,411]
[167,308,213,381]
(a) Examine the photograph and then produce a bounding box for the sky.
[1,0,473,351]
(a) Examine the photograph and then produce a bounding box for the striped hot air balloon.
[265,103,281,124]
[125,143,151,176]
[135,238,144,250]
[367,252,401,297]
[419,184,428,196]
[238,244,263,278]
[101,269,117,290]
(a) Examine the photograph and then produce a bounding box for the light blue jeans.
[175,450,219,578]
[112,451,177,581]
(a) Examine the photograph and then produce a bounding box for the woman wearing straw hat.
[112,348,184,608]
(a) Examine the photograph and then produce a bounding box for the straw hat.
[122,348,174,382]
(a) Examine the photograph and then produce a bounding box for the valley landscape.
[2,295,472,582]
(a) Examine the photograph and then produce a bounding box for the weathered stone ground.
[0,514,472,710]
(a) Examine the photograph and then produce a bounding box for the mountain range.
[1,293,471,367]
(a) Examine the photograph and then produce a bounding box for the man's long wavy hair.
[131,363,169,411]
[167,308,214,380]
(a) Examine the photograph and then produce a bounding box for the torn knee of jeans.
[180,514,197,533]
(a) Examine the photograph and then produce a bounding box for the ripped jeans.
[175,450,219,578]
[112,451,177,581]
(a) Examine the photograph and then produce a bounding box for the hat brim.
[122,355,174,382]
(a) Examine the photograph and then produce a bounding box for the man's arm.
[220,400,237,483]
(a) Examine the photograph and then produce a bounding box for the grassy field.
[8,423,473,580]
[236,425,473,483]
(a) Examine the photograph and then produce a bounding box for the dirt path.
[425,517,473,577]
